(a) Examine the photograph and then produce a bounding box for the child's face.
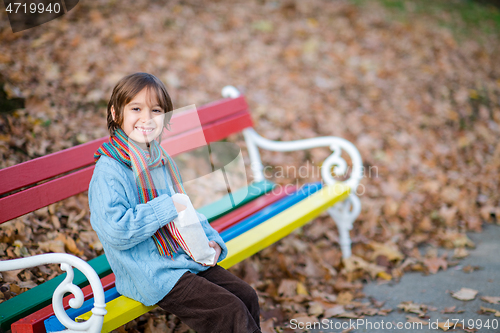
[113,87,165,148]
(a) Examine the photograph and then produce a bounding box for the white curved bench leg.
[327,194,361,258]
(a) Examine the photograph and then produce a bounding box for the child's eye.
[132,107,140,111]
[153,109,163,113]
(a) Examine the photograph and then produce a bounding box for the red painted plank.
[161,111,253,156]
[1,111,252,224]
[0,137,106,196]
[162,96,248,139]
[211,186,296,233]
[203,110,253,143]
[0,96,248,196]
[0,167,96,224]
[197,96,248,125]
[11,274,116,333]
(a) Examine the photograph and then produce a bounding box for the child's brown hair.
[107,72,173,136]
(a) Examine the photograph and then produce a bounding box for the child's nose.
[140,110,152,122]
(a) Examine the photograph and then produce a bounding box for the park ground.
[1,0,499,332]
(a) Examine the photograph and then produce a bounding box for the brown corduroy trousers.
[157,265,261,333]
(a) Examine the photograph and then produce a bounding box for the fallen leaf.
[369,242,404,262]
[452,288,478,301]
[296,282,309,296]
[463,265,481,273]
[479,306,499,314]
[442,306,456,313]
[54,234,84,256]
[377,308,393,316]
[1,269,23,283]
[336,291,354,305]
[406,316,429,325]
[424,257,448,274]
[336,311,359,319]
[277,279,297,298]
[324,305,345,318]
[397,301,426,317]
[452,247,469,259]
[261,318,276,333]
[39,240,66,253]
[290,314,318,327]
[481,296,500,304]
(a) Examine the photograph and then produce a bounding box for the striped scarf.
[94,128,188,259]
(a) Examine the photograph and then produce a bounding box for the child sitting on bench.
[89,72,261,333]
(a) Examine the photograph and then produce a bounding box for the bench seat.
[75,183,350,332]
[44,182,318,332]
[6,180,276,333]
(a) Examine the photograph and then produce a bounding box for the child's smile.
[114,87,165,149]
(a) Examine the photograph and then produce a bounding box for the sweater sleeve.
[196,211,228,263]
[89,169,178,251]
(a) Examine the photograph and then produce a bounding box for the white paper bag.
[170,193,216,265]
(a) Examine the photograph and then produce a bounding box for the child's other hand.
[208,241,221,267]
[174,201,186,213]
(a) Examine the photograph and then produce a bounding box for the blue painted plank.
[44,287,120,332]
[220,182,323,242]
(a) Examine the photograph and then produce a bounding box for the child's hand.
[208,241,221,267]
[174,201,186,213]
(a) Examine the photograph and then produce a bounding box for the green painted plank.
[0,254,112,332]
[199,180,275,222]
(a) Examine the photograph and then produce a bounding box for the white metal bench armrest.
[222,85,363,258]
[0,253,106,333]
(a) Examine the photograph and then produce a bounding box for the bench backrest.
[0,96,252,223]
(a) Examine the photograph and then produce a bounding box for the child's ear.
[111,105,116,121]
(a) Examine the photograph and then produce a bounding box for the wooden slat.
[160,110,253,157]
[0,96,248,196]
[198,179,274,222]
[162,96,248,138]
[0,167,95,224]
[0,137,106,196]
[10,274,116,333]
[0,111,253,224]
[197,96,248,125]
[202,110,253,144]
[210,185,294,231]
[75,183,350,331]
[219,183,321,241]
[219,183,350,268]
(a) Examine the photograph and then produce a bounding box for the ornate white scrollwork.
[0,253,106,333]
[222,85,364,258]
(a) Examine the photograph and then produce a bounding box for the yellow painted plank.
[77,183,350,332]
[220,183,350,268]
[76,296,155,332]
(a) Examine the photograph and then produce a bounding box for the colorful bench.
[0,86,362,332]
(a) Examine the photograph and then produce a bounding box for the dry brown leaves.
[1,0,500,331]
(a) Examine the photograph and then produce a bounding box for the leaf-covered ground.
[1,0,499,332]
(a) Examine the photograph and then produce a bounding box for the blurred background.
[1,0,499,331]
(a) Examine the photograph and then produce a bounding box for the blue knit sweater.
[88,155,228,306]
